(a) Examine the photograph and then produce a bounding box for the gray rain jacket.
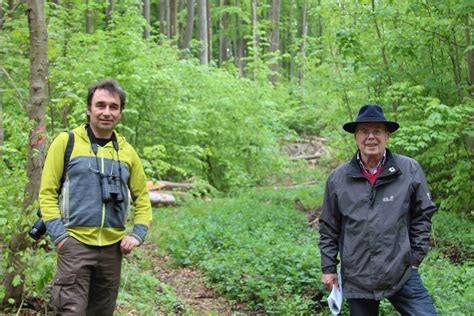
[318,149,437,300]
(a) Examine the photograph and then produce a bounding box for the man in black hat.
[318,104,438,315]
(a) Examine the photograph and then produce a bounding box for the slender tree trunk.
[298,0,308,93]
[234,0,244,75]
[143,0,150,39]
[288,0,294,84]
[218,0,224,66]
[465,14,473,98]
[178,0,185,47]
[317,0,323,64]
[166,0,171,37]
[206,0,212,63]
[371,0,394,110]
[1,0,48,308]
[268,0,281,84]
[448,33,464,102]
[197,0,208,64]
[0,1,3,29]
[160,0,166,35]
[251,0,258,80]
[185,0,194,49]
[105,0,114,28]
[170,0,178,38]
[85,0,92,34]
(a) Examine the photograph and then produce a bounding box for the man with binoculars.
[39,79,152,315]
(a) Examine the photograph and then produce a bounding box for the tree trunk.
[159,0,166,35]
[143,0,150,38]
[197,0,208,64]
[165,0,171,37]
[288,0,294,84]
[371,0,395,109]
[218,0,224,66]
[251,0,258,80]
[185,0,194,49]
[1,0,48,308]
[448,34,464,102]
[298,0,308,93]
[234,0,244,75]
[170,0,178,38]
[0,1,3,29]
[178,0,185,47]
[466,14,473,98]
[268,0,281,84]
[85,0,92,34]
[206,0,212,63]
[105,0,114,28]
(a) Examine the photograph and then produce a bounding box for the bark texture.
[185,0,195,49]
[197,0,208,64]
[2,0,48,308]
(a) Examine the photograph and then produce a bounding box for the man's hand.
[321,273,339,290]
[56,237,68,250]
[120,235,140,255]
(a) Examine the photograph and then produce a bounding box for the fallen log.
[289,154,321,160]
[149,191,176,206]
[147,180,194,191]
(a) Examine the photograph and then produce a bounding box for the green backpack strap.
[59,131,75,191]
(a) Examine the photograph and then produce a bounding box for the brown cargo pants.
[52,237,122,316]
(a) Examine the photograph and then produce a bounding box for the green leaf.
[12,275,22,287]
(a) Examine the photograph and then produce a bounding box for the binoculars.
[101,174,123,204]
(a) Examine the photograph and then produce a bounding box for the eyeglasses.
[356,129,388,138]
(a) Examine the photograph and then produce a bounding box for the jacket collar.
[347,148,401,180]
[75,123,126,148]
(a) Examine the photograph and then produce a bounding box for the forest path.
[142,243,248,315]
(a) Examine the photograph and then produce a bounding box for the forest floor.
[143,243,249,315]
[139,137,327,315]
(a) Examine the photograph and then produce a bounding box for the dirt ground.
[143,243,250,315]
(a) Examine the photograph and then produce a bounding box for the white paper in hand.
[327,284,342,315]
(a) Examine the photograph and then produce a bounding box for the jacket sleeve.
[318,175,341,274]
[128,147,152,244]
[39,132,70,245]
[409,161,437,267]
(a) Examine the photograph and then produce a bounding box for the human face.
[87,89,122,139]
[355,123,389,163]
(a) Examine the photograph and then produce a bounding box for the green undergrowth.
[116,246,183,314]
[152,184,474,315]
[431,211,474,262]
[152,185,327,314]
[2,242,182,314]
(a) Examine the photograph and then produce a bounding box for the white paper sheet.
[327,284,342,315]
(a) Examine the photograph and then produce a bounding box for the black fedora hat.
[343,104,399,133]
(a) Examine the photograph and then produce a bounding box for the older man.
[40,79,152,315]
[318,105,437,315]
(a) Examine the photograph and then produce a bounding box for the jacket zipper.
[369,185,376,202]
[99,146,106,246]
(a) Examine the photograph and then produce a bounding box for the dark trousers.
[52,237,122,316]
[347,268,437,316]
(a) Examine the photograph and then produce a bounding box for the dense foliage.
[153,188,325,313]
[0,0,472,312]
[153,188,474,314]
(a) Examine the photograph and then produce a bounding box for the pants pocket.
[52,273,76,311]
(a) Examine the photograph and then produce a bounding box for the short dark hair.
[87,79,126,111]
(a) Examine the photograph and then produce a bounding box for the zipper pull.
[369,187,375,201]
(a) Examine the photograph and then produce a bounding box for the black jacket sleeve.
[318,175,341,274]
[409,161,437,267]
